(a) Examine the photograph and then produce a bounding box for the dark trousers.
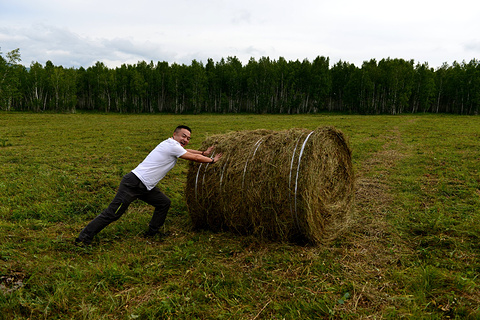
[77,172,171,243]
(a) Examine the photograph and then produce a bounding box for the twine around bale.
[293,130,314,229]
[242,138,264,188]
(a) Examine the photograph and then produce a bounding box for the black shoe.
[143,229,158,238]
[74,237,91,247]
[143,229,170,240]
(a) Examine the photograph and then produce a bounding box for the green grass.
[1,112,479,319]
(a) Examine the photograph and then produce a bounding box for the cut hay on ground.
[185,126,355,244]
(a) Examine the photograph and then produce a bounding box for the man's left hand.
[203,146,215,157]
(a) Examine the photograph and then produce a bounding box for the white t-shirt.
[132,138,187,190]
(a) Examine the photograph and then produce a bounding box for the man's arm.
[180,150,222,163]
[185,145,215,157]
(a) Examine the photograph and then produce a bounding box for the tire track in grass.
[332,126,414,315]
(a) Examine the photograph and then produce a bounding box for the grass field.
[1,113,479,319]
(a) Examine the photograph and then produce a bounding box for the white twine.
[289,135,303,190]
[194,163,203,201]
[219,156,229,191]
[242,138,264,189]
[195,151,216,200]
[289,134,304,228]
[202,151,215,186]
[294,131,314,223]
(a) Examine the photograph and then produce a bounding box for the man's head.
[175,125,192,133]
[172,125,192,147]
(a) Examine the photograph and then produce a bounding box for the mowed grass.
[0,112,479,319]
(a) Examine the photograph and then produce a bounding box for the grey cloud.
[464,40,480,52]
[231,10,252,24]
[1,24,176,67]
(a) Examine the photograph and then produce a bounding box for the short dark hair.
[175,125,192,133]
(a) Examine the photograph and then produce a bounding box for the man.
[75,125,222,246]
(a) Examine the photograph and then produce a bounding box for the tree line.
[1,48,479,114]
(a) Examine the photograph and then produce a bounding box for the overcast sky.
[1,0,479,69]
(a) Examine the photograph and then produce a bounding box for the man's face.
[173,128,191,147]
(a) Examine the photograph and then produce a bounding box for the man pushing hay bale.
[185,126,355,244]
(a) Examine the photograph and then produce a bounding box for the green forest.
[1,48,479,114]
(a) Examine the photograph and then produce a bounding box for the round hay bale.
[185,126,355,244]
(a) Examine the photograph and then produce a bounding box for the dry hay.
[185,126,355,244]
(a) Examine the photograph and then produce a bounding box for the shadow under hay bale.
[185,126,355,244]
